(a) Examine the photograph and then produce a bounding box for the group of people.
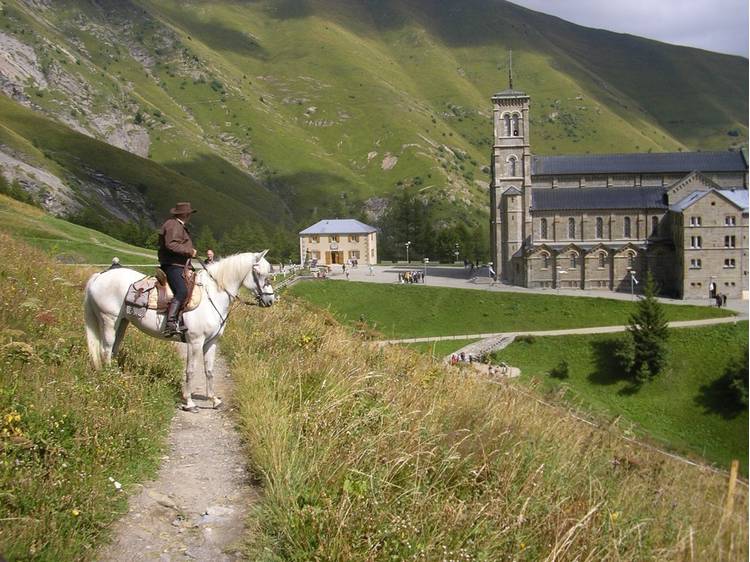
[398,270,424,284]
[450,352,475,364]
[714,293,729,308]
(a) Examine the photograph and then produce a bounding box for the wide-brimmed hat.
[170,202,197,215]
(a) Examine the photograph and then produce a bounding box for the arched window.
[507,156,517,177]
[568,217,576,239]
[627,251,636,268]
[541,252,550,269]
[503,114,511,136]
[651,216,659,237]
[595,217,603,239]
[570,252,578,269]
[540,218,548,239]
[624,216,632,238]
[598,252,606,268]
[512,114,520,136]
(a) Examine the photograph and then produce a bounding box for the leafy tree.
[625,272,669,382]
[194,224,219,255]
[726,350,749,407]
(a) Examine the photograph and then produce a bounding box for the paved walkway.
[380,315,744,345]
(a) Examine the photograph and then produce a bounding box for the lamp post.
[454,243,460,264]
[626,267,638,300]
[423,257,429,283]
[405,241,411,264]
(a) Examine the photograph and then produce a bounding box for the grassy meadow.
[0,234,181,560]
[222,298,747,560]
[288,280,733,339]
[492,323,749,473]
[0,194,156,265]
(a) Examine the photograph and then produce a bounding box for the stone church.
[489,88,749,299]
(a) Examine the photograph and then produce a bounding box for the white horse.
[84,251,275,411]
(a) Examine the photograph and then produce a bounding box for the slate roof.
[532,151,748,176]
[299,219,377,235]
[670,189,749,212]
[531,187,667,211]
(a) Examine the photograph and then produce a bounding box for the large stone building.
[299,219,378,266]
[489,88,749,299]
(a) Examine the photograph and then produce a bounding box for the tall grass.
[223,298,747,560]
[0,234,181,560]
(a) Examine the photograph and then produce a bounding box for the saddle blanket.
[125,275,202,318]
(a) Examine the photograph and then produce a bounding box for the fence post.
[722,459,739,524]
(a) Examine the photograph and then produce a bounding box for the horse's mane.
[205,252,268,291]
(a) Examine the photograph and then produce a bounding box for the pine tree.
[626,272,669,381]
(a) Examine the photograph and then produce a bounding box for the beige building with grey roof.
[299,219,378,266]
[490,88,749,299]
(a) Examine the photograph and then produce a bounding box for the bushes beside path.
[223,298,747,561]
[0,235,181,560]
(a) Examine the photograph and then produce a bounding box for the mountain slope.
[0,0,746,241]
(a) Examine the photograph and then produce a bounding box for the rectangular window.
[690,236,702,249]
[725,235,736,248]
[690,259,702,269]
[309,235,320,243]
[348,235,360,243]
[725,216,737,226]
[348,250,360,260]
[330,235,340,243]
[690,216,702,227]
[724,259,736,268]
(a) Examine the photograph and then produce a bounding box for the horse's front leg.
[203,339,221,409]
[182,339,203,411]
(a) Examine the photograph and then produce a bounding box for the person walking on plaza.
[158,201,197,336]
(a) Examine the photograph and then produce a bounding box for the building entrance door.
[326,251,344,265]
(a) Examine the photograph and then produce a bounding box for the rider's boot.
[163,299,183,337]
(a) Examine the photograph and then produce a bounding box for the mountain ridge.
[0,0,745,252]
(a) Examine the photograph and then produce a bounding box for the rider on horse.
[158,202,198,336]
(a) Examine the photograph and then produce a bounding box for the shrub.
[549,359,570,379]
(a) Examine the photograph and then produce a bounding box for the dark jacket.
[158,218,194,266]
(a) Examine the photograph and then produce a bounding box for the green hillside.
[0,0,746,246]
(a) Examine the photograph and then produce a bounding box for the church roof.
[531,187,667,211]
[532,151,748,176]
[299,219,377,235]
[670,189,749,212]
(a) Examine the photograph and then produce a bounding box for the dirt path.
[98,348,256,561]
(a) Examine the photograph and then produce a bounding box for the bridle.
[199,258,275,333]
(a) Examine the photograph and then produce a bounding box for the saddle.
[125,266,202,318]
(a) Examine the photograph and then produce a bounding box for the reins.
[200,259,267,333]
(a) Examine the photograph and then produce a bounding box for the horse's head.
[243,250,276,307]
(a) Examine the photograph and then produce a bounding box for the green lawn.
[493,323,749,472]
[0,194,156,265]
[404,338,480,359]
[288,280,733,339]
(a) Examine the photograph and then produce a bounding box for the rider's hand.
[192,249,197,258]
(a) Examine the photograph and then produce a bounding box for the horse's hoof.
[181,405,200,413]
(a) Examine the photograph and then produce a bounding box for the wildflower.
[71,509,80,517]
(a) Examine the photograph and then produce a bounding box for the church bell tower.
[489,57,532,283]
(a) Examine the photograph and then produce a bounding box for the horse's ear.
[257,249,269,261]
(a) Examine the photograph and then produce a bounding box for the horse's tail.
[84,274,105,369]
